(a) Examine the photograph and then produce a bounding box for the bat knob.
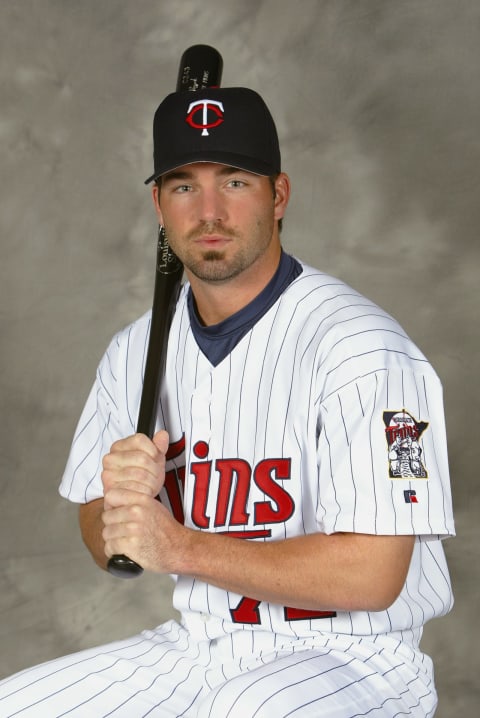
[107,554,144,579]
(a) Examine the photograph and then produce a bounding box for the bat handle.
[107,553,144,578]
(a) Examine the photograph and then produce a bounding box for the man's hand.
[101,430,182,572]
[92,429,415,612]
[101,430,169,509]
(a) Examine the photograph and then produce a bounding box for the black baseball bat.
[107,45,223,579]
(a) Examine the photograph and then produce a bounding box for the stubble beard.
[166,217,275,284]
[183,248,249,283]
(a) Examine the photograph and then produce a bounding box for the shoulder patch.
[383,410,429,479]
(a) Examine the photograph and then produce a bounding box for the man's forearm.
[79,498,108,570]
[177,529,415,613]
[101,484,415,612]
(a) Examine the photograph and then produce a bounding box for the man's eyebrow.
[162,166,249,184]
[162,170,194,184]
[217,165,250,176]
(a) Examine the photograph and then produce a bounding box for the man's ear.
[273,172,291,222]
[151,184,164,225]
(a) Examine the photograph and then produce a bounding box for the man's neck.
[187,242,282,326]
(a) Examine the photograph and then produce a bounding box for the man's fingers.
[101,470,157,496]
[101,497,160,563]
[109,432,162,458]
[103,487,154,511]
[101,432,170,496]
[103,433,166,473]
[102,447,160,473]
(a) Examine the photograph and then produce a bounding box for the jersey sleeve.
[58,324,143,504]
[316,365,455,538]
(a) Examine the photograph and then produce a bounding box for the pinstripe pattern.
[166,264,453,643]
[0,260,454,715]
[0,625,439,716]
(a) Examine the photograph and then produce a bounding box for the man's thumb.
[153,429,169,455]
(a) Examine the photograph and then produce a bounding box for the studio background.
[0,2,477,715]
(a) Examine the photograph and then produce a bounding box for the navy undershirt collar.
[187,251,303,366]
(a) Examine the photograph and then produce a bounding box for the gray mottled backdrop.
[0,1,477,715]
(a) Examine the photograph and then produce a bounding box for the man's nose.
[197,187,227,223]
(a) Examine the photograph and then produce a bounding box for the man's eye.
[175,184,192,193]
[228,180,245,188]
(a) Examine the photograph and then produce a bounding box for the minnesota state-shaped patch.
[383,410,429,479]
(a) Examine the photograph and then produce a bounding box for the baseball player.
[0,87,454,717]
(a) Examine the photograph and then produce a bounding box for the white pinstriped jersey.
[60,261,454,650]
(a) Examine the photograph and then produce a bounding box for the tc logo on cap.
[185,99,224,136]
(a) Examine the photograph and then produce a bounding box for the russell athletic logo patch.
[404,490,419,504]
[383,410,429,479]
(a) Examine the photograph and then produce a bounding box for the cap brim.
[145,151,278,184]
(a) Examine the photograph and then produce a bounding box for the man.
[0,87,454,717]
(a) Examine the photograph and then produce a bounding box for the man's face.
[152,163,288,284]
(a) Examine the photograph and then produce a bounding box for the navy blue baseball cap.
[145,87,281,183]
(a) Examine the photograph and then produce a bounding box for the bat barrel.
[177,45,223,92]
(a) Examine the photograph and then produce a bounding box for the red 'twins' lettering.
[190,442,295,532]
